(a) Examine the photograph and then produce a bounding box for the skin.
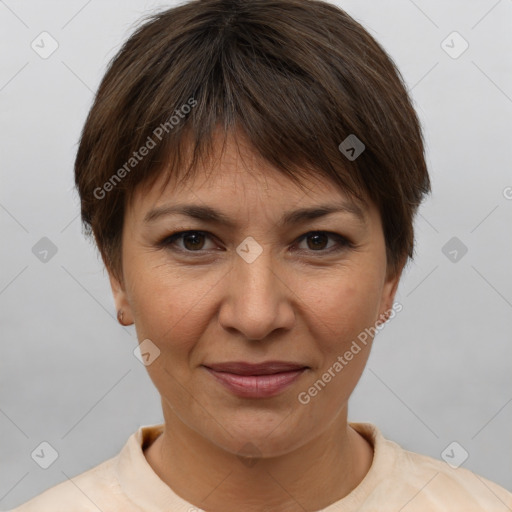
[108,129,403,512]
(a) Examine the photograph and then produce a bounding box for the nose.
[217,248,295,341]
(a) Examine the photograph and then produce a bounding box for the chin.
[203,408,309,457]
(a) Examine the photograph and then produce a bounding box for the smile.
[202,365,308,398]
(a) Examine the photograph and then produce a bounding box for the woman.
[11,0,512,510]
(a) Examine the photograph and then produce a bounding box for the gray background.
[1,0,511,509]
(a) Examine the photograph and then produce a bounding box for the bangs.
[118,19,368,207]
[75,0,429,281]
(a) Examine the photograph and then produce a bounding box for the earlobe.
[117,309,132,326]
[108,271,134,326]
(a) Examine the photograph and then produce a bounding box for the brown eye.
[295,231,352,254]
[160,230,351,257]
[182,232,206,251]
[306,233,329,250]
[161,230,218,252]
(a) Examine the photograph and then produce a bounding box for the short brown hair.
[75,0,430,283]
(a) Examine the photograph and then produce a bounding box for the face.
[109,130,402,457]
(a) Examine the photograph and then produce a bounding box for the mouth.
[202,361,309,398]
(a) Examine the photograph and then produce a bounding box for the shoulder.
[7,457,126,512]
[7,424,164,512]
[351,423,512,511]
[8,457,136,512]
[395,447,512,510]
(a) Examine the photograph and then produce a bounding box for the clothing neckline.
[115,422,398,511]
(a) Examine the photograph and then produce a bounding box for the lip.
[202,361,309,398]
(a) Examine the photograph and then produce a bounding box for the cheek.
[126,259,222,353]
[302,264,384,350]
[294,271,382,418]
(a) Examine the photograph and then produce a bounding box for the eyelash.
[158,230,353,256]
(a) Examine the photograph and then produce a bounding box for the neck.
[144,403,374,512]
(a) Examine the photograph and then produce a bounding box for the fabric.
[9,422,512,511]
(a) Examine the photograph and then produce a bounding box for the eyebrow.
[143,201,366,227]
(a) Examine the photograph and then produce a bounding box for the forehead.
[130,129,369,216]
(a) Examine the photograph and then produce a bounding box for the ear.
[108,270,134,325]
[376,260,404,325]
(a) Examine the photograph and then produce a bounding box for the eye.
[161,230,219,252]
[159,230,352,255]
[294,231,352,254]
